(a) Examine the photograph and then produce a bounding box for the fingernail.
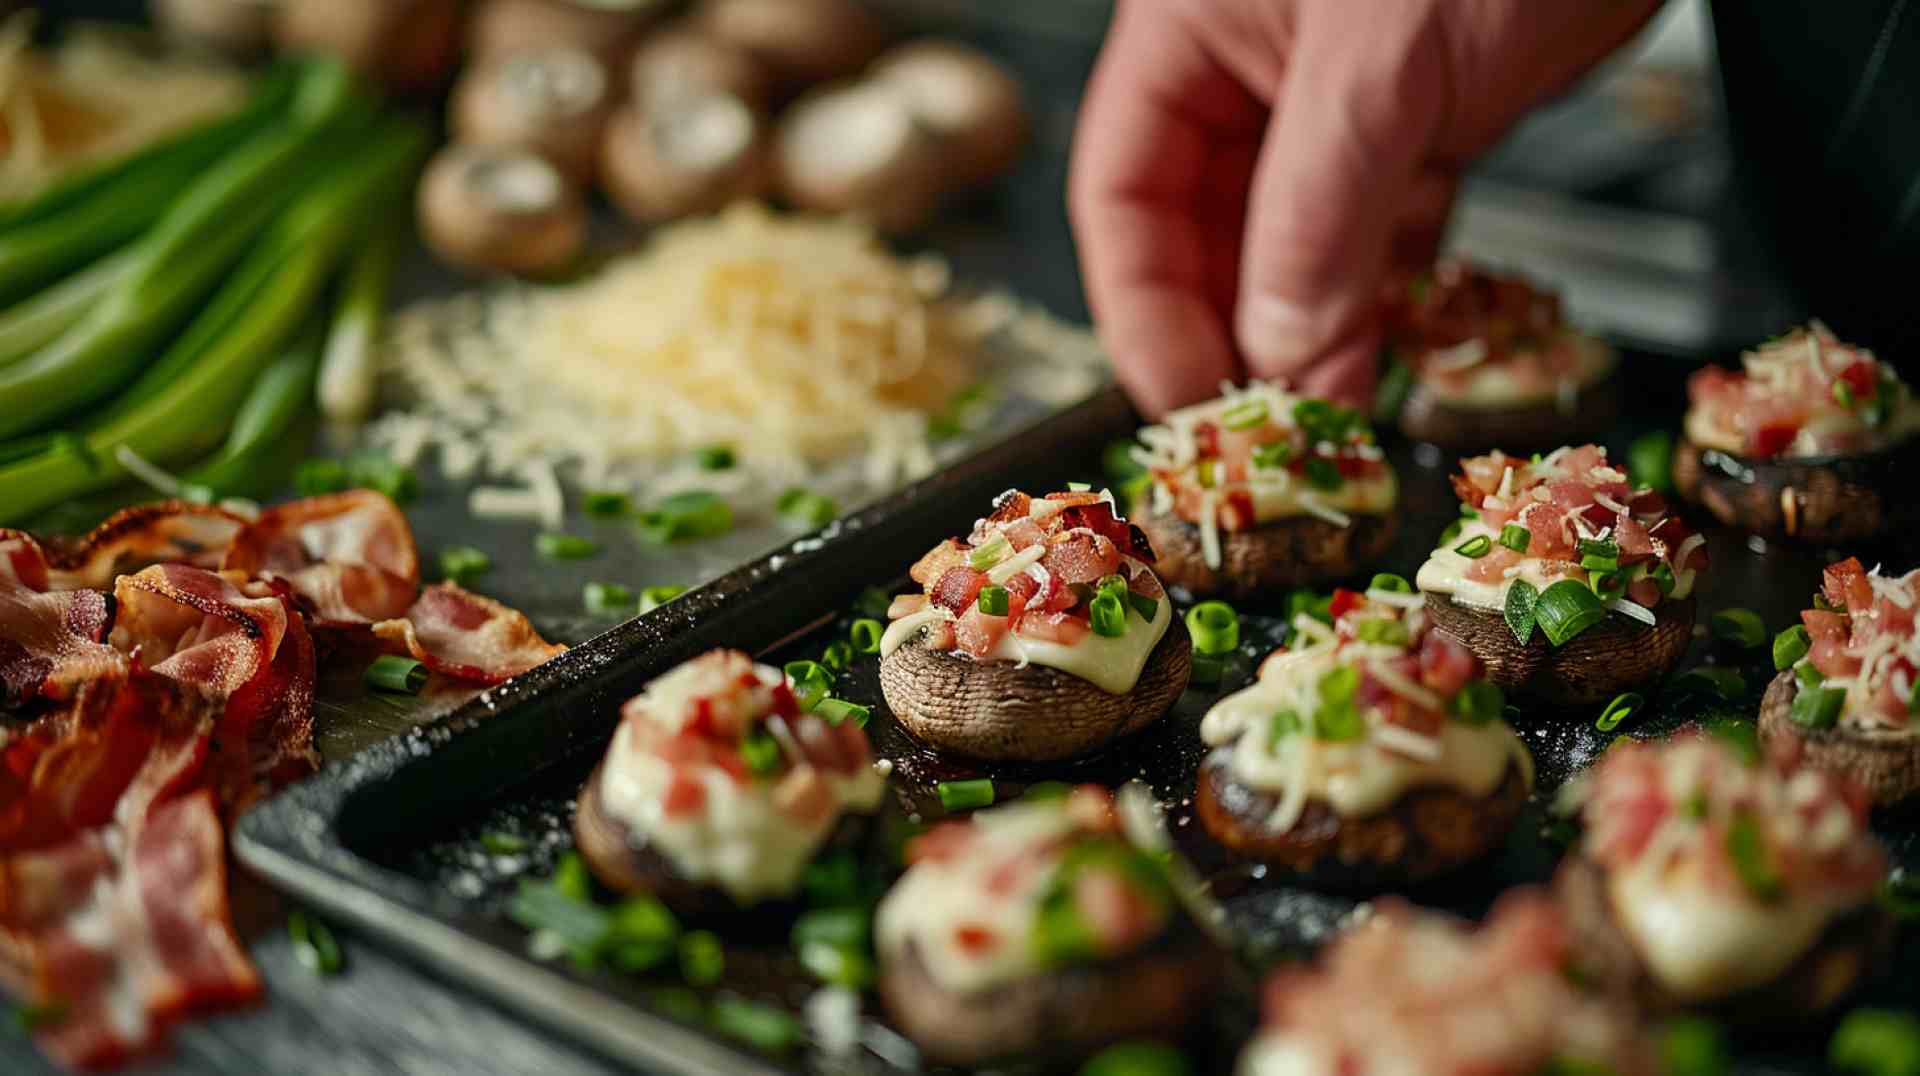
[1236,293,1322,371]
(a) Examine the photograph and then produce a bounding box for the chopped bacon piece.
[1040,531,1120,585]
[1015,610,1089,647]
[910,539,971,589]
[0,533,122,707]
[222,491,420,625]
[953,607,1009,658]
[1074,867,1163,958]
[983,490,1033,526]
[953,923,998,954]
[41,503,246,592]
[1417,632,1476,698]
[371,583,565,685]
[931,567,989,617]
[1,791,260,1070]
[1328,588,1364,620]
[1823,557,1872,614]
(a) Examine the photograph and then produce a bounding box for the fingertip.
[1296,334,1382,410]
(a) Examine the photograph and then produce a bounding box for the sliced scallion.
[584,582,634,617]
[583,490,630,517]
[1220,398,1268,430]
[1189,652,1226,686]
[678,930,724,986]
[1504,579,1540,645]
[365,655,426,694]
[1312,702,1364,741]
[1773,625,1811,671]
[439,545,491,585]
[1710,608,1767,649]
[1455,535,1492,559]
[814,698,870,727]
[1452,681,1505,726]
[820,639,854,672]
[855,586,892,619]
[1127,592,1159,623]
[536,533,600,560]
[1629,431,1674,494]
[1595,692,1644,733]
[777,488,838,529]
[1082,1042,1193,1076]
[1303,456,1342,491]
[1535,580,1606,647]
[695,444,736,471]
[938,778,995,810]
[1589,570,1626,603]
[709,997,801,1055]
[1368,573,1411,594]
[740,731,782,775]
[1196,458,1220,489]
[1251,441,1293,470]
[849,618,884,654]
[1791,681,1846,730]
[1090,593,1127,637]
[1498,523,1531,553]
[1725,811,1782,902]
[969,533,1012,570]
[1268,709,1304,745]
[638,491,733,543]
[783,660,833,711]
[1353,618,1409,646]
[639,585,685,613]
[1829,1008,1920,1076]
[1186,601,1240,656]
[288,909,344,976]
[977,585,1010,617]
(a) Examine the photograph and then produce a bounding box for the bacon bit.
[222,491,420,625]
[1193,421,1220,458]
[1328,588,1364,620]
[40,502,246,592]
[953,607,1008,658]
[1823,558,1873,614]
[370,583,565,684]
[1040,531,1120,585]
[952,923,998,955]
[1072,868,1162,957]
[662,772,706,818]
[1014,610,1089,647]
[1748,421,1798,458]
[1220,490,1257,532]
[905,821,973,865]
[1416,632,1476,697]
[999,518,1047,551]
[910,539,972,588]
[984,490,1033,526]
[931,566,989,617]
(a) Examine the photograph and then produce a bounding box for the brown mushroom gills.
[1554,853,1889,1028]
[1397,374,1622,453]
[1135,506,1397,601]
[1671,434,1917,545]
[878,615,1192,763]
[1422,591,1694,707]
[877,919,1222,1068]
[599,95,768,223]
[1758,668,1920,806]
[1195,757,1529,888]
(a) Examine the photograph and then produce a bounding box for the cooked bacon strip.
[0,675,213,853]
[111,566,317,810]
[0,532,121,707]
[222,491,420,626]
[373,583,565,684]
[40,503,246,592]
[0,791,260,1070]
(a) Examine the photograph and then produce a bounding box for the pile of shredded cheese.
[374,204,1103,511]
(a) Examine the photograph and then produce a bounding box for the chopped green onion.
[978,585,1010,617]
[1629,431,1675,494]
[1373,360,1415,423]
[1830,1009,1920,1076]
[1251,441,1293,470]
[1588,569,1626,602]
[1834,380,1856,407]
[553,851,592,902]
[969,533,1012,570]
[1652,561,1677,597]
[1498,523,1531,553]
[639,585,686,613]
[1318,665,1359,705]
[1221,398,1268,430]
[1595,692,1644,733]
[783,660,833,710]
[1579,551,1620,572]
[1186,601,1240,656]
[1773,625,1811,671]
[938,778,995,811]
[346,454,420,504]
[1659,1018,1728,1076]
[797,940,874,989]
[1127,592,1160,623]
[801,854,863,907]
[289,909,344,976]
[1791,681,1846,730]
[583,490,630,517]
[1798,661,1827,690]
[1288,590,1334,624]
[1576,538,1620,562]
[1710,608,1767,649]
[820,639,855,673]
[1189,653,1225,686]
[1067,480,1094,492]
[1081,1041,1194,1076]
[709,997,801,1055]
[778,488,838,529]
[740,731,782,775]
[849,618,884,654]
[1196,458,1220,489]
[536,533,599,560]
[793,906,870,949]
[1104,439,1147,482]
[1268,709,1304,745]
[1452,681,1505,726]
[1097,573,1129,602]
[814,698,871,727]
[584,582,634,617]
[1090,593,1128,637]
[1504,579,1540,645]
[294,458,349,496]
[1535,580,1607,647]
[1725,811,1782,902]
[639,491,733,543]
[1303,456,1343,491]
[365,655,427,694]
[1368,573,1411,594]
[855,586,892,619]
[439,545,491,585]
[678,931,725,986]
[1312,702,1364,741]
[481,831,529,855]
[928,381,997,440]
[1455,535,1493,558]
[1353,618,1410,646]
[1676,666,1746,700]
[695,444,736,471]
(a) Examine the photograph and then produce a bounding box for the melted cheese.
[880,580,1173,695]
[1200,644,1532,831]
[874,800,1080,993]
[1415,333,1616,410]
[1607,860,1841,1002]
[599,720,886,904]
[1414,520,1572,611]
[1238,1035,1333,1076]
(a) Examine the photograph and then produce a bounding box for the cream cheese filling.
[1413,333,1616,411]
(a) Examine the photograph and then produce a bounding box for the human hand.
[1069,0,1661,416]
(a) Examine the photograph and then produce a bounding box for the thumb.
[1234,6,1447,396]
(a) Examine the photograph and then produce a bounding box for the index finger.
[1068,2,1266,418]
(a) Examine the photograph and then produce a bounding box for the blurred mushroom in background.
[468,0,664,66]
[418,144,588,275]
[600,91,767,223]
[628,20,771,110]
[871,40,1027,190]
[452,46,614,182]
[775,80,941,233]
[695,0,887,94]
[274,0,462,93]
[151,0,277,56]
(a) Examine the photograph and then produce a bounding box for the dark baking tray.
[235,375,1920,1074]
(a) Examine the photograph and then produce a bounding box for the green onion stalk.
[0,113,430,525]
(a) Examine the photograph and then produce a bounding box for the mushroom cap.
[1758,667,1920,805]
[1397,370,1621,452]
[275,0,461,93]
[1135,507,1397,601]
[695,0,888,87]
[877,616,1191,763]
[416,145,587,275]
[573,763,723,917]
[468,0,660,63]
[1672,433,1917,545]
[451,46,613,182]
[1553,851,1889,1026]
[598,95,768,223]
[628,21,772,109]
[1421,591,1694,706]
[774,80,943,233]
[152,0,278,55]
[1194,756,1529,889]
[877,916,1222,1067]
[870,39,1028,189]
